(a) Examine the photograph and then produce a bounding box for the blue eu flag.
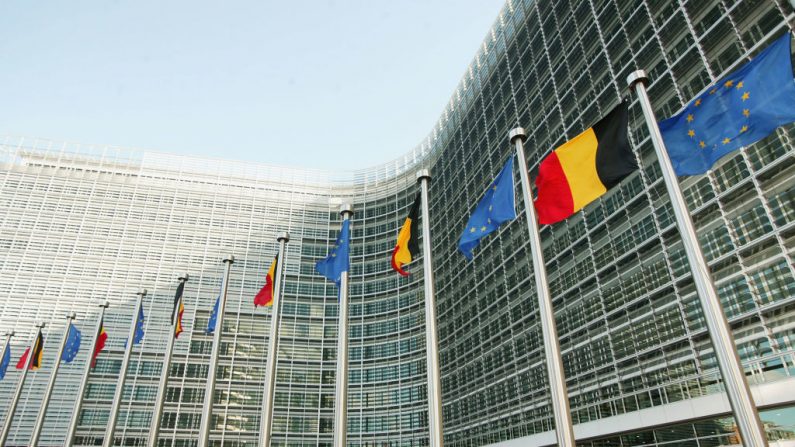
[316,219,351,285]
[0,346,10,380]
[61,323,81,363]
[458,157,517,260]
[133,306,145,345]
[659,32,795,175]
[206,296,220,334]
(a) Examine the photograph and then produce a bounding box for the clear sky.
[0,1,504,170]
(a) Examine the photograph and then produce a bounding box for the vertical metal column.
[148,274,189,446]
[66,300,109,445]
[30,313,76,445]
[510,128,577,447]
[0,323,45,446]
[198,255,235,447]
[103,289,147,447]
[627,70,768,447]
[334,204,353,447]
[417,170,445,447]
[259,233,290,447]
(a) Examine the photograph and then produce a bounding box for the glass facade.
[0,0,794,446]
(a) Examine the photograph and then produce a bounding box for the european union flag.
[316,219,351,285]
[659,32,795,175]
[61,323,81,363]
[206,296,220,334]
[0,346,10,380]
[458,157,517,260]
[133,306,145,345]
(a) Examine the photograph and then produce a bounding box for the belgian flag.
[173,281,186,338]
[16,332,44,370]
[534,102,636,224]
[254,256,278,307]
[391,194,420,276]
[91,323,108,368]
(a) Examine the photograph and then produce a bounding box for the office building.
[0,0,794,445]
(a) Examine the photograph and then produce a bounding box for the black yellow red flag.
[16,332,44,370]
[173,281,186,338]
[391,194,421,276]
[534,102,636,224]
[254,256,278,307]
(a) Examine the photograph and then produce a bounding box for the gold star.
[699,141,706,148]
[480,226,487,232]
[709,88,717,95]
[687,129,695,138]
[686,114,694,123]
[741,92,750,101]
[488,205,493,211]
[735,81,744,89]
[487,218,492,224]
[694,98,702,107]
[724,80,734,88]
[492,185,498,191]
[469,227,476,233]
[740,125,748,133]
[722,137,731,145]
[331,253,336,257]
[743,109,750,117]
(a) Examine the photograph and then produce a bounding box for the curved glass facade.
[1,0,795,446]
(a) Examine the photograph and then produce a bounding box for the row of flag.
[0,323,83,380]
[0,31,791,447]
[309,31,795,447]
[458,32,795,259]
[314,34,795,274]
[5,29,788,382]
[0,255,281,379]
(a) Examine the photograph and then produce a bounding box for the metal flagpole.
[148,274,189,446]
[103,289,147,447]
[259,233,290,447]
[334,204,353,447]
[0,331,13,375]
[627,70,768,447]
[30,312,76,445]
[0,322,45,446]
[66,300,109,445]
[510,128,577,447]
[417,170,445,447]
[198,255,235,447]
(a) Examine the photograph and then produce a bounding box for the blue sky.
[0,1,504,170]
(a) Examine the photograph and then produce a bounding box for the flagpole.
[334,204,353,447]
[103,289,147,447]
[627,70,768,447]
[417,170,445,447]
[66,300,109,445]
[148,274,189,446]
[198,255,235,447]
[30,312,76,445]
[0,330,13,373]
[0,322,45,446]
[510,128,576,447]
[259,233,290,447]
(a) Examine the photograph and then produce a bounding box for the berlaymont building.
[1,0,795,445]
